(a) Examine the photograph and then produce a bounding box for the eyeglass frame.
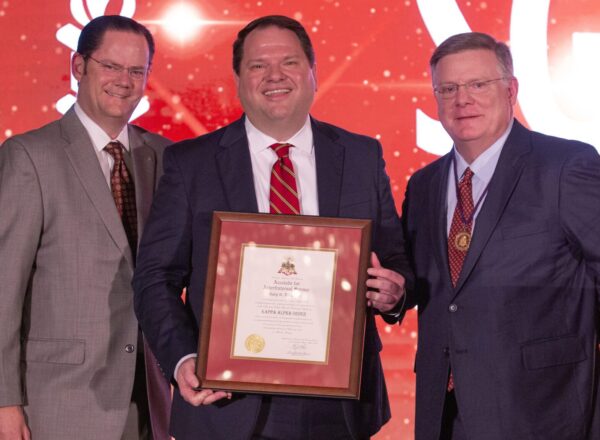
[433,77,511,99]
[85,55,150,81]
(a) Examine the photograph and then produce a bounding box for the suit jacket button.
[448,304,458,313]
[443,347,450,356]
[125,344,135,353]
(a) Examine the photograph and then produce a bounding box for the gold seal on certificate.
[245,334,266,353]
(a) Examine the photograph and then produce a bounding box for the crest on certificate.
[278,257,297,276]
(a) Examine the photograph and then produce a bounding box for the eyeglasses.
[433,77,508,99]
[86,56,149,80]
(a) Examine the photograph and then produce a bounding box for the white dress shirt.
[74,103,130,187]
[245,116,319,215]
[446,120,513,235]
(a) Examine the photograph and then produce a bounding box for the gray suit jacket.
[0,108,169,439]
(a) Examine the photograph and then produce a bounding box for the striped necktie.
[269,143,300,215]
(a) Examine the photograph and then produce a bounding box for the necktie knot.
[460,167,474,186]
[270,143,292,160]
[105,141,124,161]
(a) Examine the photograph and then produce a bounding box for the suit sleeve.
[559,144,600,307]
[372,140,414,323]
[0,139,43,406]
[399,176,418,316]
[133,146,198,380]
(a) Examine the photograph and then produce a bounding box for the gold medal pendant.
[454,231,471,251]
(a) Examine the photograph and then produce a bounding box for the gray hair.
[430,32,513,77]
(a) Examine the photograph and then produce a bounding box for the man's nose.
[454,84,474,104]
[266,64,285,81]
[114,68,133,85]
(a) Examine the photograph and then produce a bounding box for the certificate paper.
[232,245,337,363]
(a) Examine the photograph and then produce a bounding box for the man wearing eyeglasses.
[399,31,600,439]
[0,15,171,440]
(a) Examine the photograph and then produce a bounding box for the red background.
[2,1,598,438]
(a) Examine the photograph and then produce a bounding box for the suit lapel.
[453,121,532,293]
[129,127,157,239]
[216,118,259,213]
[60,108,134,269]
[430,154,454,290]
[312,119,344,218]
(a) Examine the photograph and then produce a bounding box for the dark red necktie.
[446,167,474,391]
[448,167,474,286]
[104,141,138,255]
[269,143,300,215]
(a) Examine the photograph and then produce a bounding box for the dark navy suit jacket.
[133,116,411,439]
[402,120,600,440]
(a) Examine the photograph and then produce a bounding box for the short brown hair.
[77,15,155,64]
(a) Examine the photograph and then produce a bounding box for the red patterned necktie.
[269,143,300,215]
[446,167,474,391]
[448,167,474,286]
[105,141,138,256]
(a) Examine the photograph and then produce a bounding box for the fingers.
[366,286,403,312]
[366,253,406,312]
[200,390,233,405]
[0,405,31,440]
[179,387,232,406]
[370,252,382,268]
[176,358,232,406]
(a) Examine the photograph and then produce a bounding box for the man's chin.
[103,105,137,120]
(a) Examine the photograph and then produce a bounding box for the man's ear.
[72,53,86,81]
[507,76,519,106]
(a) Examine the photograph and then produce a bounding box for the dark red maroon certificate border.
[196,211,372,399]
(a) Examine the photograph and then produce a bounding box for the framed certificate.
[196,211,372,398]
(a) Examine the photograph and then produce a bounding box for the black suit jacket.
[133,116,411,439]
[402,120,600,440]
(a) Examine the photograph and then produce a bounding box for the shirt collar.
[244,116,313,156]
[453,119,514,184]
[74,103,130,153]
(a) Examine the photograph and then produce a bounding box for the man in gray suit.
[0,15,170,440]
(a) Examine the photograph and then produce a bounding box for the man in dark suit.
[401,32,600,440]
[0,16,170,440]
[133,15,410,440]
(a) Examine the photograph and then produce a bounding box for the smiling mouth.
[106,91,129,99]
[263,88,291,96]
